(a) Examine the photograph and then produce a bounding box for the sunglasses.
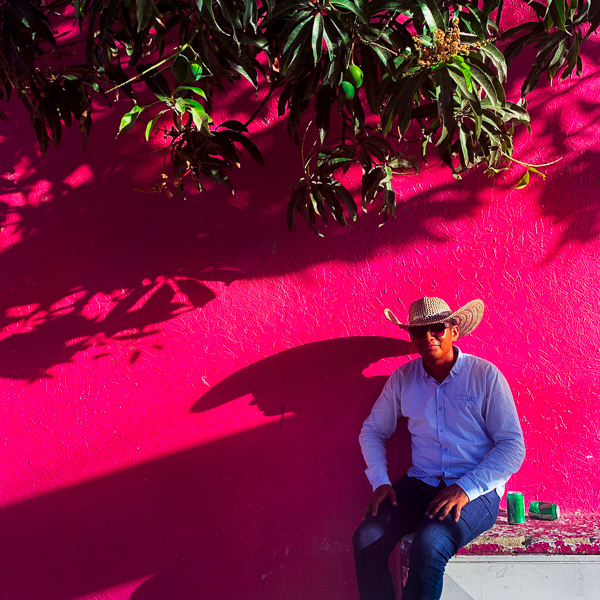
[408,322,450,340]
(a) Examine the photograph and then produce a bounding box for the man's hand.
[426,483,469,522]
[363,484,397,519]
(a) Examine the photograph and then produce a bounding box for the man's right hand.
[363,484,397,519]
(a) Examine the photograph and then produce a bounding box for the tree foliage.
[1,0,598,232]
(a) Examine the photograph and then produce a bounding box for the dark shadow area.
[192,335,414,420]
[0,336,414,600]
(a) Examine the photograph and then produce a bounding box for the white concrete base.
[440,555,600,600]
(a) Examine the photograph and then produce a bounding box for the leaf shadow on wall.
[191,336,413,421]
[529,89,600,264]
[0,336,414,600]
[501,42,600,265]
[0,100,486,381]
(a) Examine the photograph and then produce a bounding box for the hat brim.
[384,299,484,339]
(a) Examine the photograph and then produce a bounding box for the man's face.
[410,322,459,363]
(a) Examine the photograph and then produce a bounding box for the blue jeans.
[353,475,499,600]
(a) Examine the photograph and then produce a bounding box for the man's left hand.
[426,483,469,522]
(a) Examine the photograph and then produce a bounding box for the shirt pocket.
[454,394,484,408]
[446,394,485,421]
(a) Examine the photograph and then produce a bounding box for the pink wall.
[1,26,600,600]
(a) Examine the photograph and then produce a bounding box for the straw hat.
[384,297,484,338]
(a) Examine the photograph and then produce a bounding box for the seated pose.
[353,296,525,600]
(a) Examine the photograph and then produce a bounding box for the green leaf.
[136,0,154,33]
[326,12,351,46]
[311,189,328,223]
[311,13,324,65]
[118,105,145,135]
[416,0,444,33]
[188,61,203,80]
[521,66,543,97]
[561,30,582,80]
[468,62,500,108]
[465,6,490,38]
[175,97,186,114]
[145,110,167,141]
[514,169,530,189]
[219,130,266,166]
[388,156,416,170]
[137,63,171,101]
[434,68,453,143]
[381,77,408,136]
[173,86,207,99]
[287,183,308,231]
[332,182,358,221]
[397,71,429,135]
[195,0,224,33]
[548,38,568,81]
[361,166,386,206]
[183,98,206,113]
[451,56,473,92]
[321,17,336,61]
[171,55,190,83]
[549,0,566,32]
[188,107,206,130]
[459,125,474,167]
[502,24,542,64]
[283,17,312,54]
[231,61,258,87]
[361,136,393,163]
[479,44,507,82]
[380,187,396,223]
[245,0,258,31]
[329,0,367,24]
[313,157,354,177]
[318,185,346,226]
[447,64,481,115]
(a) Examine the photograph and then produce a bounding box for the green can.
[507,491,526,524]
[529,501,560,521]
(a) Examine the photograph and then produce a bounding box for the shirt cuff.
[367,470,392,491]
[454,475,480,502]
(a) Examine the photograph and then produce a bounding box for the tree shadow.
[524,66,600,264]
[2,36,599,378]
[192,335,415,419]
[0,336,414,600]
[0,96,487,380]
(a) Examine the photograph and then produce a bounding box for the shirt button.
[438,407,442,411]
[443,448,448,452]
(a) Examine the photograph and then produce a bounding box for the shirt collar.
[419,346,464,380]
[449,346,464,377]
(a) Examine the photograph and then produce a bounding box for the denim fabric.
[353,476,500,600]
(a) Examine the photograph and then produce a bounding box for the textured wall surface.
[1,19,599,600]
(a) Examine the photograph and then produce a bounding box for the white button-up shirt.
[359,348,526,500]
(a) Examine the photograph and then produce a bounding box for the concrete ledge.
[393,510,600,597]
[441,554,600,600]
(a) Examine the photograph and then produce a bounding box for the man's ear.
[451,325,460,341]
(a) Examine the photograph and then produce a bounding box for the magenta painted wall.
[1,24,600,600]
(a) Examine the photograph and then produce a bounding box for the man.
[353,296,525,600]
